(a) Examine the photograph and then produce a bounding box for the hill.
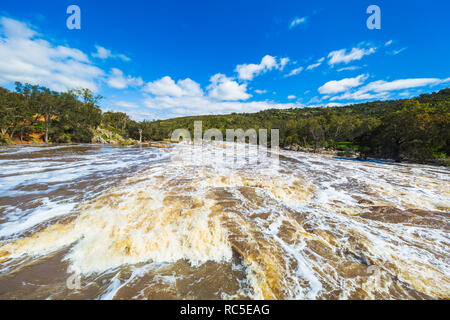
[138,88,450,164]
[1,82,449,164]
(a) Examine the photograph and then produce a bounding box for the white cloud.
[143,94,303,118]
[328,47,376,65]
[120,109,158,121]
[113,101,140,108]
[207,73,251,101]
[0,17,104,92]
[288,95,297,100]
[144,76,203,97]
[316,102,347,108]
[307,96,322,104]
[92,45,130,62]
[385,40,393,46]
[235,55,289,81]
[279,57,290,71]
[330,91,389,101]
[254,89,267,94]
[337,66,361,72]
[360,78,449,93]
[318,74,369,94]
[107,68,143,89]
[285,66,304,77]
[141,74,307,118]
[289,17,307,29]
[328,77,450,102]
[142,74,253,116]
[178,78,204,96]
[92,46,112,59]
[306,57,325,70]
[388,48,407,56]
[0,16,37,38]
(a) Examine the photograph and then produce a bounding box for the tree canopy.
[1,82,449,164]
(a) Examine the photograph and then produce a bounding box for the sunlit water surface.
[0,143,448,300]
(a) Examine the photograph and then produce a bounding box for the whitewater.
[0,143,448,299]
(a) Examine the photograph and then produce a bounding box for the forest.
[1,82,449,164]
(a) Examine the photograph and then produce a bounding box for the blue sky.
[0,0,449,120]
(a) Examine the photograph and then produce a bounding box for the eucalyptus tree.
[0,87,10,139]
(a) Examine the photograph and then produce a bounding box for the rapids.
[0,143,448,300]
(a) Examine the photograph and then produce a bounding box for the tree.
[102,112,130,132]
[0,87,11,138]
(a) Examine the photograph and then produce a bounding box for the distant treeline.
[138,88,450,163]
[1,82,449,163]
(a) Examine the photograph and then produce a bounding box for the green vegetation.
[1,82,449,165]
[138,88,450,164]
[0,83,140,145]
[0,83,103,144]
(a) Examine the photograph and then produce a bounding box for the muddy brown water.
[0,143,448,300]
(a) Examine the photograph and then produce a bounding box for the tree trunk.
[393,139,402,162]
[139,129,143,144]
[45,116,49,144]
[10,124,18,141]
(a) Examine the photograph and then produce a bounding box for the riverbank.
[284,144,450,167]
[1,126,139,147]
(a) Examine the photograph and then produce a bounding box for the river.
[0,143,448,299]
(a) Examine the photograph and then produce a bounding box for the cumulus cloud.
[306,57,325,71]
[328,47,376,65]
[289,17,307,29]
[0,16,37,39]
[142,74,261,117]
[0,17,104,92]
[254,89,267,94]
[107,68,143,89]
[144,76,203,97]
[318,74,369,94]
[92,45,130,62]
[235,55,289,81]
[207,73,251,101]
[143,94,302,118]
[141,74,307,117]
[288,95,297,100]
